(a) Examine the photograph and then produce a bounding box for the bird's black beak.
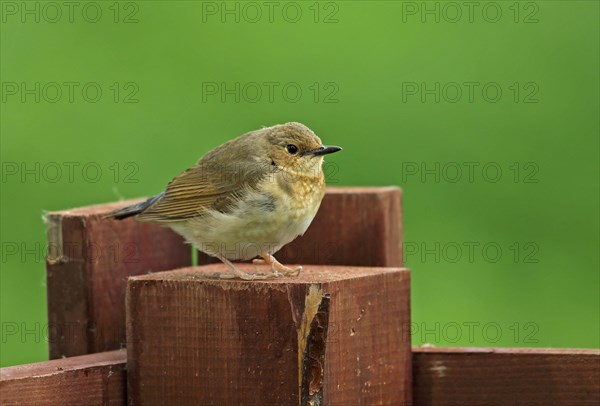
[304,145,342,156]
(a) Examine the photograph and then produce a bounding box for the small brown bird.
[111,122,341,280]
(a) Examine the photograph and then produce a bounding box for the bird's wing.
[137,160,270,222]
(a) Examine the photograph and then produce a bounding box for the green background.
[1,0,598,367]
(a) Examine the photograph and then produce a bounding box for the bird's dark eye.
[286,144,299,154]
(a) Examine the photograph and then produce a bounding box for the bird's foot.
[211,270,272,280]
[213,255,275,280]
[251,258,283,278]
[253,254,302,277]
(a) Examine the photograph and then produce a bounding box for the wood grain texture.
[276,186,403,267]
[126,264,411,405]
[0,349,126,406]
[45,200,192,359]
[413,346,600,406]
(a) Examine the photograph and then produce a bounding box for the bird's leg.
[252,253,302,277]
[213,254,271,280]
[258,259,283,278]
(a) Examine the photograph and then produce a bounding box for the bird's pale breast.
[168,169,325,261]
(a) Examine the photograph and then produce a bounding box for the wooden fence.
[1,187,598,405]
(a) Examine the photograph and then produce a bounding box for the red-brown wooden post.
[126,265,411,405]
[276,186,403,267]
[45,200,192,358]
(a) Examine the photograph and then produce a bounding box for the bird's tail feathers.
[109,193,164,220]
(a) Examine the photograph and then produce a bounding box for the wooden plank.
[45,199,192,359]
[0,349,127,406]
[126,265,411,405]
[276,186,403,267]
[413,346,600,406]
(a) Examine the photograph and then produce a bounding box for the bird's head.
[265,122,342,176]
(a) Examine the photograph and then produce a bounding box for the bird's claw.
[254,256,301,277]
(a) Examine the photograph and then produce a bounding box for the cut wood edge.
[413,345,600,356]
[0,349,127,381]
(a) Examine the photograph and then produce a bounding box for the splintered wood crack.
[298,285,322,403]
[297,284,330,406]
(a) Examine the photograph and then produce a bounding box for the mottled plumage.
[111,122,341,280]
